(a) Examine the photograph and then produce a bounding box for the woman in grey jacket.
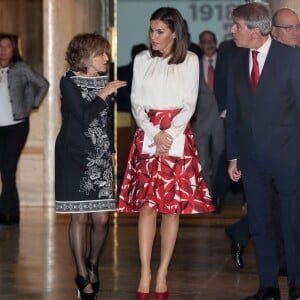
[0,33,49,225]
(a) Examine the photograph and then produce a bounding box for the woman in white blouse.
[118,7,214,299]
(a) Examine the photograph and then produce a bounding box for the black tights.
[69,212,109,290]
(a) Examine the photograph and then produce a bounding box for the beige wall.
[0,0,44,149]
[0,0,107,207]
[270,0,300,13]
[43,0,105,205]
[0,1,46,206]
[0,0,43,72]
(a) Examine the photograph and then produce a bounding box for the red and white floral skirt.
[118,109,214,214]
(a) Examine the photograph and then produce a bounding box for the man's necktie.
[250,50,259,93]
[207,58,214,92]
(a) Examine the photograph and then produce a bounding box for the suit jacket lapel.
[256,41,275,94]
[200,58,211,92]
[236,43,275,96]
[235,48,252,94]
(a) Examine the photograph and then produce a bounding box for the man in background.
[272,7,300,48]
[192,31,224,199]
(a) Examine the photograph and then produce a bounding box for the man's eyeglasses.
[274,24,300,32]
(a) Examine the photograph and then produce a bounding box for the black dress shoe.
[289,286,300,300]
[225,227,245,268]
[245,287,280,300]
[0,214,20,226]
[213,198,222,214]
[231,241,245,268]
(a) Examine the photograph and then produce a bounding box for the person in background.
[117,43,148,114]
[55,32,126,300]
[214,38,249,268]
[192,30,224,203]
[212,38,244,210]
[118,7,214,300]
[227,3,300,300]
[183,19,204,58]
[0,33,49,226]
[271,7,300,48]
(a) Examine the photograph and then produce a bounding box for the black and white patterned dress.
[55,70,116,213]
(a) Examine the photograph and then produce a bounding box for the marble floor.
[0,205,290,300]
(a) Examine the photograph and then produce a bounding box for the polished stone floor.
[0,205,290,300]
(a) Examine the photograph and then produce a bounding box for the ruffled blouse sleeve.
[131,52,161,139]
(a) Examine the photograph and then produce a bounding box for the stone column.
[43,0,105,206]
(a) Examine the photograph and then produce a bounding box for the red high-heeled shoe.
[136,291,150,299]
[154,290,168,299]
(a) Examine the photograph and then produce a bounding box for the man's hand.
[228,160,242,182]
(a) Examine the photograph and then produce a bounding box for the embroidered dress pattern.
[118,109,214,214]
[56,74,116,213]
[79,115,113,198]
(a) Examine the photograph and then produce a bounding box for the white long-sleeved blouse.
[131,50,199,140]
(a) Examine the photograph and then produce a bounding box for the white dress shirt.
[203,53,217,84]
[249,35,272,76]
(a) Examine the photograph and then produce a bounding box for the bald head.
[271,8,300,47]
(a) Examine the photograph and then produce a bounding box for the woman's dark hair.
[149,7,188,64]
[0,33,23,65]
[66,32,110,73]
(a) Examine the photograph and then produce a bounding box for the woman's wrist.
[98,93,109,106]
[98,90,108,101]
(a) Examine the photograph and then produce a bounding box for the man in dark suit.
[221,6,300,271]
[192,31,224,195]
[227,3,300,300]
[214,38,250,269]
[212,39,244,210]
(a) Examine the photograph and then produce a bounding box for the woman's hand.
[99,80,127,100]
[153,131,173,157]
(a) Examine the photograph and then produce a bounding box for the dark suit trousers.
[241,154,300,287]
[226,214,250,246]
[0,119,29,216]
[211,148,230,201]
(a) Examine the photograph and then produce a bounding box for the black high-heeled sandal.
[75,274,97,300]
[86,259,100,293]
